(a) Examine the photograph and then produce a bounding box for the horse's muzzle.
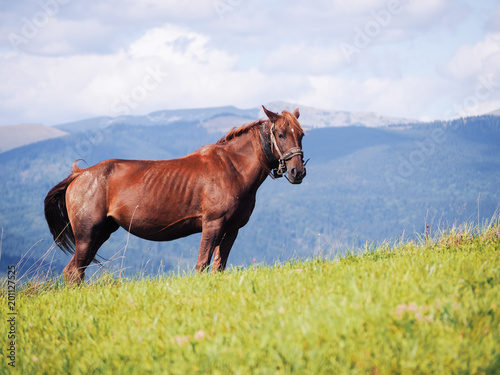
[288,166,306,184]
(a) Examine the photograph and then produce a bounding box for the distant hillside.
[262,101,417,129]
[54,102,418,135]
[0,103,420,156]
[54,106,259,134]
[0,124,67,153]
[0,112,499,278]
[488,108,500,116]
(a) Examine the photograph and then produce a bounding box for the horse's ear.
[293,108,300,119]
[262,106,280,123]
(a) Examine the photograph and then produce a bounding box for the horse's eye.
[278,133,285,139]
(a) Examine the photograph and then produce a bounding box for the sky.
[0,0,499,125]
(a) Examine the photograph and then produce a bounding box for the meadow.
[1,223,499,374]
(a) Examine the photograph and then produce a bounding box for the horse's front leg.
[196,219,225,272]
[212,229,239,273]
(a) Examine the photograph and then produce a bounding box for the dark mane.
[216,119,266,144]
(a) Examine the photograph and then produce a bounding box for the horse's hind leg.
[64,218,119,284]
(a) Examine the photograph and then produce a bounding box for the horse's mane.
[216,119,266,145]
[216,110,304,145]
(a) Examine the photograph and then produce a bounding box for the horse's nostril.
[290,168,296,178]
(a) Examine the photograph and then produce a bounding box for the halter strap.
[259,121,304,178]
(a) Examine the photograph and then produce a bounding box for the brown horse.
[44,106,306,283]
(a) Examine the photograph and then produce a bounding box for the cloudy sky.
[1,0,499,125]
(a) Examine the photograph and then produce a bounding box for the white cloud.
[95,0,215,21]
[487,4,500,31]
[128,25,236,69]
[0,24,241,124]
[262,43,347,74]
[446,32,500,79]
[437,32,500,118]
[0,23,311,124]
[0,1,498,125]
[296,75,445,120]
[406,0,449,19]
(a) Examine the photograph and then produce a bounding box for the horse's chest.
[226,194,256,228]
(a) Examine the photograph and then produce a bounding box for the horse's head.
[263,106,307,184]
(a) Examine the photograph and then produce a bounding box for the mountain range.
[0,124,68,153]
[1,102,415,155]
[0,103,499,279]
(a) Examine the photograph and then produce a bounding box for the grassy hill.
[1,223,499,374]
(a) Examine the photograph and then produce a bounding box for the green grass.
[2,224,500,374]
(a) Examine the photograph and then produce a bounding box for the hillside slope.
[2,224,499,374]
[0,124,67,153]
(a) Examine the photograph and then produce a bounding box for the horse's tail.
[44,161,83,255]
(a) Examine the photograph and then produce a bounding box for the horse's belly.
[117,214,202,242]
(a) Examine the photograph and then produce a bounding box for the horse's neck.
[226,132,268,192]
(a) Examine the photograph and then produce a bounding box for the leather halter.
[259,120,304,178]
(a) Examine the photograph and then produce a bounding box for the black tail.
[44,163,82,255]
